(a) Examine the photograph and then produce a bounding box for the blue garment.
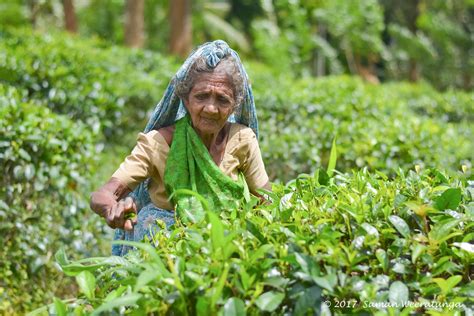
[112,40,259,256]
[112,203,175,256]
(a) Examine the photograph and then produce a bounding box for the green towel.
[164,115,246,224]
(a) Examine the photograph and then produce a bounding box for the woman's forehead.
[192,71,233,92]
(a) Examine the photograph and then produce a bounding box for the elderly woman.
[90,41,270,256]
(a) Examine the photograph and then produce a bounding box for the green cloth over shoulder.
[164,115,247,224]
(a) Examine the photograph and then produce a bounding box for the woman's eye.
[195,94,207,100]
[218,96,230,104]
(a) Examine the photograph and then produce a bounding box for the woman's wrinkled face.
[184,67,235,136]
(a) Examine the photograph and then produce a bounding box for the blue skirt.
[111,203,176,256]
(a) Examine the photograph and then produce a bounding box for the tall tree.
[124,0,145,48]
[63,0,78,33]
[169,0,192,57]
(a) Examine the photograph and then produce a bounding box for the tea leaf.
[452,242,474,254]
[53,298,67,316]
[433,275,462,296]
[91,294,142,315]
[294,286,322,315]
[208,211,225,250]
[222,297,246,316]
[389,215,411,238]
[434,188,461,211]
[255,291,285,312]
[411,244,426,264]
[75,271,96,300]
[327,137,337,177]
[55,247,69,267]
[312,274,337,292]
[375,249,388,272]
[389,281,409,305]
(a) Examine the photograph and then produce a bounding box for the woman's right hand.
[105,196,138,231]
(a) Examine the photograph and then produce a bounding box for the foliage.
[249,70,473,181]
[380,0,474,89]
[0,84,110,313]
[1,0,473,90]
[1,26,471,181]
[1,27,472,313]
[316,0,385,59]
[43,168,473,315]
[0,27,178,142]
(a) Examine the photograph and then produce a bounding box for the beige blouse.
[112,123,269,210]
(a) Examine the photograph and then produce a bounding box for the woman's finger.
[112,200,126,228]
[124,197,134,210]
[124,219,133,231]
[106,203,118,228]
[123,197,138,225]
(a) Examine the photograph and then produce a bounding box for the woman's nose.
[203,99,219,113]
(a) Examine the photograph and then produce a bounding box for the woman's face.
[184,67,235,137]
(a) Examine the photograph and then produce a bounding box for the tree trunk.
[28,0,40,28]
[63,0,78,33]
[355,55,379,84]
[169,0,192,57]
[408,58,419,82]
[125,0,145,48]
[315,24,326,77]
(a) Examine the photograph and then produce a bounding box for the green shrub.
[0,84,108,313]
[0,27,178,142]
[1,27,471,182]
[43,168,473,315]
[249,73,473,181]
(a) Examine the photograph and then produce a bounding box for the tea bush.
[250,72,473,181]
[0,27,178,141]
[0,84,109,313]
[1,28,471,181]
[44,168,473,315]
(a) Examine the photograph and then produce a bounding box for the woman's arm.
[90,131,160,230]
[90,177,137,231]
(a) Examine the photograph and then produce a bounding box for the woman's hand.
[105,197,138,231]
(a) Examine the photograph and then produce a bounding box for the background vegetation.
[0,0,472,314]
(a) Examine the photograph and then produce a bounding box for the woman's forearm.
[90,177,131,217]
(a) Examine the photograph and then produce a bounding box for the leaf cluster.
[45,168,473,315]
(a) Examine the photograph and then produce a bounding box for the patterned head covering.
[143,39,258,136]
[131,40,258,209]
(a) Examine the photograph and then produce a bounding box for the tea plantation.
[0,28,473,315]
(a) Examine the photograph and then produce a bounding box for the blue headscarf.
[131,40,258,209]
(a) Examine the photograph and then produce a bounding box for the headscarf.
[131,40,258,210]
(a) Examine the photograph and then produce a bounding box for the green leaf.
[361,223,379,238]
[411,243,426,264]
[389,215,411,238]
[429,218,462,243]
[55,247,69,267]
[197,297,211,316]
[433,275,462,296]
[75,271,96,300]
[452,242,474,254]
[375,249,388,272]
[294,286,322,316]
[53,298,67,316]
[435,188,461,211]
[312,274,337,292]
[327,137,337,177]
[255,291,285,312]
[91,294,142,316]
[210,264,230,307]
[221,297,246,316]
[389,281,409,305]
[208,211,225,250]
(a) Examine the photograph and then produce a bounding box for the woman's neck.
[196,123,229,150]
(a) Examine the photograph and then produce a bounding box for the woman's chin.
[194,120,222,135]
